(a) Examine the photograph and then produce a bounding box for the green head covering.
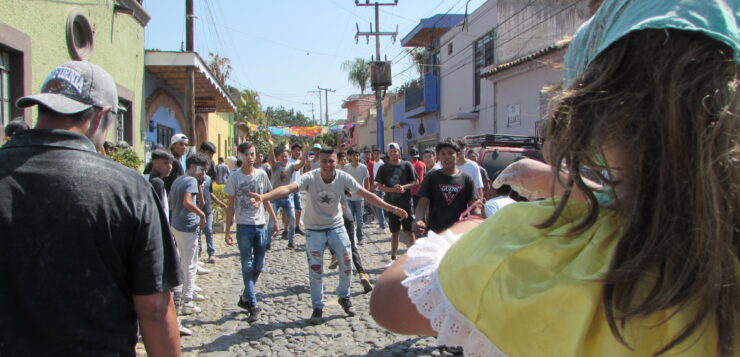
[564,0,740,86]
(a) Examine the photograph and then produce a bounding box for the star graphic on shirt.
[319,194,332,204]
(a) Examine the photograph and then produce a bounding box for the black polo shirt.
[0,129,182,357]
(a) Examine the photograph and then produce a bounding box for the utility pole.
[308,90,322,126]
[185,0,195,141]
[317,86,335,126]
[354,0,398,150]
[302,102,315,123]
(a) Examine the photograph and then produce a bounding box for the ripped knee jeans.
[305,225,353,309]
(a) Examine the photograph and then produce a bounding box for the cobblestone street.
[140,224,448,357]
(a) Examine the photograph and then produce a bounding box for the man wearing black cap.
[0,61,182,355]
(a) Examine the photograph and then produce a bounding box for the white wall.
[437,0,497,140]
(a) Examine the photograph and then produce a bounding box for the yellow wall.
[207,112,233,160]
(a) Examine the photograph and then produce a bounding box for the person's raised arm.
[134,291,181,357]
[266,134,277,167]
[224,195,236,246]
[292,145,310,172]
[249,183,299,207]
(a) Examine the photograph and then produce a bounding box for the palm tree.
[405,48,427,80]
[236,89,263,123]
[340,58,370,94]
[207,52,232,85]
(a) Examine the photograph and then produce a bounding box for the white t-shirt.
[484,196,516,217]
[341,163,369,201]
[457,160,483,190]
[288,157,301,183]
[224,169,272,225]
[295,169,363,230]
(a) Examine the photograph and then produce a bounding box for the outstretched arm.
[249,183,299,207]
[356,188,408,220]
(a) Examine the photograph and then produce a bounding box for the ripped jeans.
[305,225,352,309]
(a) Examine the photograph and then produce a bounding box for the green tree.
[236,89,263,123]
[340,58,370,94]
[264,106,312,127]
[405,48,427,80]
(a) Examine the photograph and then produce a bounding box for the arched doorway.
[194,115,207,148]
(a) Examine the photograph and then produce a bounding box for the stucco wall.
[0,0,146,155]
[207,112,233,160]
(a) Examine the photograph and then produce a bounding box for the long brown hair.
[544,29,739,355]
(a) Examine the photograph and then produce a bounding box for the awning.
[401,14,466,47]
[144,51,237,112]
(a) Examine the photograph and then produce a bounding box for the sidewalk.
[138,225,448,356]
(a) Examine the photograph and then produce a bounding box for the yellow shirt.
[438,198,719,356]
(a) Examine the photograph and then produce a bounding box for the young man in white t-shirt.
[249,147,407,325]
[455,139,484,201]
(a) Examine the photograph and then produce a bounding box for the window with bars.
[157,125,173,148]
[474,31,495,106]
[0,51,10,127]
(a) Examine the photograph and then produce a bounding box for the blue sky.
[143,0,487,124]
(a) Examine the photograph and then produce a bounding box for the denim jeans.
[342,210,365,274]
[197,212,215,257]
[346,199,364,241]
[266,197,295,244]
[305,226,352,309]
[373,190,386,228]
[236,224,266,305]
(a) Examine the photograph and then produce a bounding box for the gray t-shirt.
[224,169,272,225]
[271,161,298,189]
[295,169,363,230]
[341,163,369,201]
[170,175,200,232]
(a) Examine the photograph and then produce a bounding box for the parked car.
[464,134,542,183]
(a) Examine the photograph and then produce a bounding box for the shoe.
[192,293,206,301]
[287,242,294,249]
[329,256,338,270]
[206,255,216,264]
[181,301,201,315]
[237,296,251,311]
[295,227,305,235]
[307,308,323,325]
[196,266,210,275]
[178,320,193,336]
[357,239,364,246]
[338,297,355,317]
[266,243,271,251]
[193,285,203,293]
[281,230,288,240]
[197,261,205,267]
[359,273,373,293]
[247,305,261,323]
[391,255,397,261]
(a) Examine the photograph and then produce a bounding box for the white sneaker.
[193,285,203,293]
[178,320,193,336]
[192,293,207,301]
[181,301,201,315]
[197,261,205,267]
[196,266,210,275]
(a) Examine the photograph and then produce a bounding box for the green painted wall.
[0,0,146,156]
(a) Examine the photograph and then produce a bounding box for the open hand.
[392,206,408,220]
[224,232,235,246]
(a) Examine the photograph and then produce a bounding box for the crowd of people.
[0,0,737,356]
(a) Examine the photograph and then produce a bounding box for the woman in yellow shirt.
[370,0,739,356]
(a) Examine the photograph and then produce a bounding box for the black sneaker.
[247,305,261,323]
[281,230,288,239]
[237,296,251,312]
[338,297,355,317]
[295,227,305,235]
[266,243,271,251]
[287,242,294,249]
[307,308,323,325]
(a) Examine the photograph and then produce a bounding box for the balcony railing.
[404,74,439,117]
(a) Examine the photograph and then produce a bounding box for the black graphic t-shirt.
[374,161,417,209]
[418,169,477,233]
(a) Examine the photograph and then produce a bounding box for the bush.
[212,183,228,224]
[108,147,143,170]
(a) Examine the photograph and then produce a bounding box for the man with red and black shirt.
[413,141,479,235]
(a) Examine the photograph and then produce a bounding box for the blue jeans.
[373,190,386,228]
[346,199,364,241]
[266,197,295,244]
[292,192,302,211]
[305,226,352,309]
[236,224,266,305]
[197,212,215,257]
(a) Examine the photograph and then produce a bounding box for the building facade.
[0,0,150,155]
[341,94,374,149]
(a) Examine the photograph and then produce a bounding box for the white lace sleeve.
[402,230,508,357]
